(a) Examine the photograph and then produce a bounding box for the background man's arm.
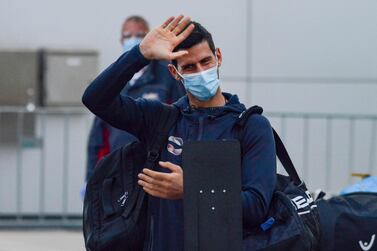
[86,117,109,181]
[82,46,152,137]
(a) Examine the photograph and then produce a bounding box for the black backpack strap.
[140,104,180,251]
[235,105,302,186]
[272,129,302,185]
[123,104,179,218]
[234,105,263,143]
[144,104,180,169]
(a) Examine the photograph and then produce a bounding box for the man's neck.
[188,89,226,108]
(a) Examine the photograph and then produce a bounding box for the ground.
[0,230,84,251]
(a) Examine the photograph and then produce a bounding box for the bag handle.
[236,105,302,186]
[272,129,302,185]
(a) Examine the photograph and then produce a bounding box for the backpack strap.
[139,104,180,251]
[235,105,302,186]
[144,104,180,169]
[123,104,179,218]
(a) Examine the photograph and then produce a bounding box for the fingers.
[177,23,195,43]
[169,51,188,60]
[173,16,192,35]
[138,173,168,199]
[159,161,182,173]
[138,178,165,192]
[138,165,183,200]
[166,14,184,31]
[142,168,168,180]
[160,15,193,36]
[143,187,167,199]
[160,16,175,28]
[138,173,160,186]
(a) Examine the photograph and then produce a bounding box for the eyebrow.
[200,56,213,63]
[181,56,213,69]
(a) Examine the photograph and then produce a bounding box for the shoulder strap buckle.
[147,151,159,162]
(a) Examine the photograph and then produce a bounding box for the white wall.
[1,0,377,113]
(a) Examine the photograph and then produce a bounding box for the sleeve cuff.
[125,44,150,67]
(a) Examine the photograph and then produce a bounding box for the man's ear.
[168,64,182,81]
[215,48,222,67]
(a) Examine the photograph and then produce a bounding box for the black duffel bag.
[317,192,377,251]
[239,107,321,251]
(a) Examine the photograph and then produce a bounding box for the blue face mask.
[122,37,143,53]
[176,65,220,101]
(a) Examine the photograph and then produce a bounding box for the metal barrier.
[0,106,376,228]
[0,106,91,228]
[266,111,377,194]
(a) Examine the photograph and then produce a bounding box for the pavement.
[0,230,85,251]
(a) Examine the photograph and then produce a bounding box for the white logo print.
[117,192,129,207]
[167,136,183,156]
[290,191,316,215]
[142,92,160,101]
[359,234,375,251]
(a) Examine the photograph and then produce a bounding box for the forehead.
[176,41,215,66]
[122,21,148,34]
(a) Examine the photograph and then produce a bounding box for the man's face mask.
[175,61,220,101]
[122,37,143,53]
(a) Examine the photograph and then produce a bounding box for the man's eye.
[184,65,194,70]
[135,33,147,38]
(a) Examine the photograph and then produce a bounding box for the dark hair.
[124,15,149,30]
[172,21,216,67]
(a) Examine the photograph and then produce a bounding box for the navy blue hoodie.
[82,45,277,251]
[86,60,185,181]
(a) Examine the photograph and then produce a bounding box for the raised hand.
[139,15,195,61]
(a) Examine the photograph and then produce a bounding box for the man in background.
[85,16,185,181]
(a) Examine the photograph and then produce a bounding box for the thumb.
[169,50,188,60]
[159,161,181,173]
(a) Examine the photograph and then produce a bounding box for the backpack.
[83,104,179,251]
[317,192,377,251]
[238,106,321,251]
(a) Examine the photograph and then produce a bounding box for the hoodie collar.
[174,92,246,119]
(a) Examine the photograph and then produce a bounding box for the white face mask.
[175,64,220,101]
[122,37,143,53]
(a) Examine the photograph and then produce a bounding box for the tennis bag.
[239,106,321,251]
[83,104,179,251]
[317,192,377,251]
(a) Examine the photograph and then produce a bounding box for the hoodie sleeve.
[240,114,277,229]
[82,45,163,141]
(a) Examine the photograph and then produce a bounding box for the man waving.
[82,15,276,251]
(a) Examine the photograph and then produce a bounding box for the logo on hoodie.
[167,136,183,156]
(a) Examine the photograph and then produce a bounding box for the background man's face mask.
[175,63,220,101]
[122,37,143,53]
